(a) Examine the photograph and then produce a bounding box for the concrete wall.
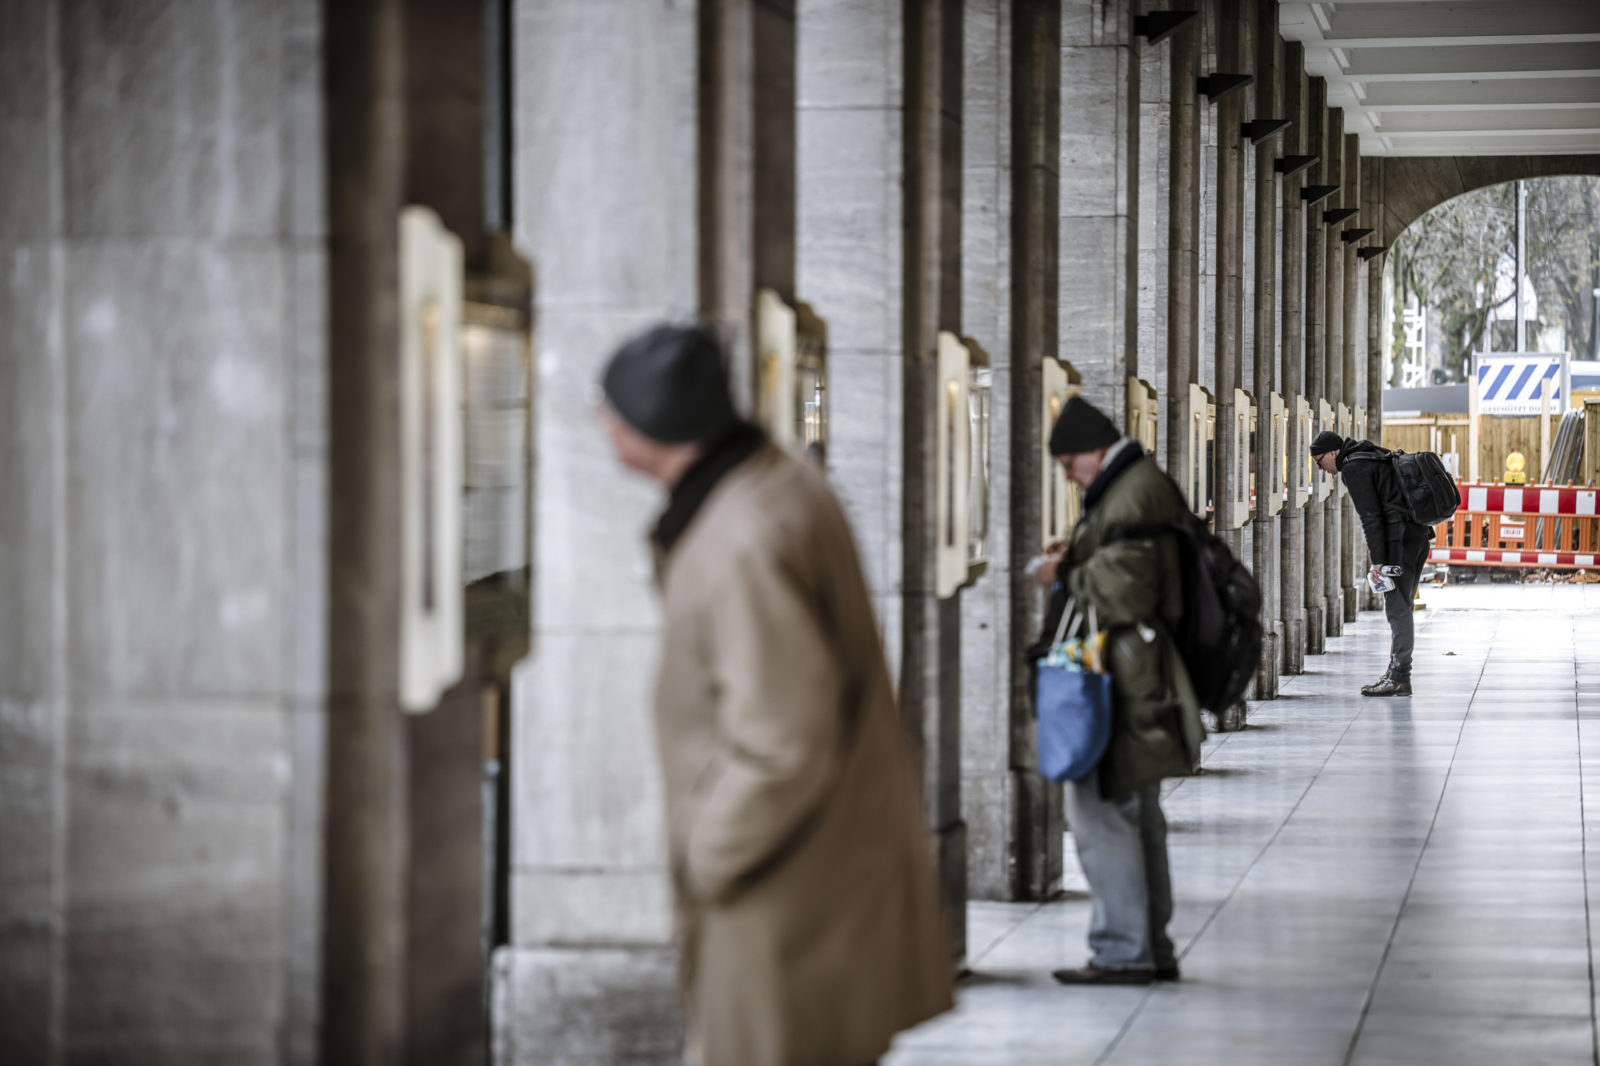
[0,1,328,1062]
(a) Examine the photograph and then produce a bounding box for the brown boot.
[1052,963,1153,986]
[1360,673,1391,696]
[1364,677,1411,697]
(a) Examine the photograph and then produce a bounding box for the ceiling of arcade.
[1280,0,1600,158]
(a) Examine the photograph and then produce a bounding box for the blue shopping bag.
[1034,599,1113,783]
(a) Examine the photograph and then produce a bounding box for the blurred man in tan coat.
[598,323,953,1066]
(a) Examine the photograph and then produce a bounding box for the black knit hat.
[1309,430,1344,457]
[601,323,739,444]
[1049,395,1121,456]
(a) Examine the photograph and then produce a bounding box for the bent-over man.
[1310,430,1433,697]
[598,323,953,1066]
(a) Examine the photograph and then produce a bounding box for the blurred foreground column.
[499,2,795,1061]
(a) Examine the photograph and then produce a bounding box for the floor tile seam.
[1575,611,1599,1066]
[1092,681,1377,1066]
[967,901,1047,968]
[1340,613,1499,1066]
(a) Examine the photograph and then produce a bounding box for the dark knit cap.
[1309,430,1344,456]
[1049,395,1121,456]
[601,323,738,444]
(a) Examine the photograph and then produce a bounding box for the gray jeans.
[1384,536,1431,681]
[1067,772,1175,972]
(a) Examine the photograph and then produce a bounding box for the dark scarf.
[652,421,768,550]
[1081,441,1145,512]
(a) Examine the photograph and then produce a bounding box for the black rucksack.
[1108,500,1263,715]
[1344,449,1460,527]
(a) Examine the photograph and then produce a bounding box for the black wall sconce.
[1136,10,1198,43]
[1198,74,1253,101]
[1275,154,1319,178]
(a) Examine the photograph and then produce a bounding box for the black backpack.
[1108,500,1263,715]
[1344,449,1460,527]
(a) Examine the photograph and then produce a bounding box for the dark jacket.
[1335,437,1433,567]
[1031,443,1206,799]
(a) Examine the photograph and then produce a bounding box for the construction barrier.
[1431,482,1600,569]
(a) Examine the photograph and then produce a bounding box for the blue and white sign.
[1476,354,1567,416]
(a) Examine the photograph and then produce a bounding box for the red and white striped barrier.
[1431,547,1598,568]
[1459,484,1599,516]
[1436,482,1600,570]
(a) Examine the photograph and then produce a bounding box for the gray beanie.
[601,323,738,444]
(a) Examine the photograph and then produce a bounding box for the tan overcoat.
[652,442,953,1066]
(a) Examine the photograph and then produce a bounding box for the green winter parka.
[1055,445,1206,798]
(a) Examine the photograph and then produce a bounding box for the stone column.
[2,1,329,1063]
[1303,78,1327,654]
[1166,13,1202,482]
[1341,131,1363,622]
[700,0,798,400]
[1061,0,1140,424]
[1322,106,1344,638]
[1365,157,1388,436]
[797,0,968,960]
[1138,7,1171,440]
[1278,42,1308,675]
[962,0,1065,903]
[1250,0,1280,698]
[501,2,793,1058]
[323,1,408,1062]
[0,5,66,1059]
[961,0,1014,900]
[1211,0,1246,578]
[1199,3,1218,391]
[1008,0,1066,900]
[904,0,968,961]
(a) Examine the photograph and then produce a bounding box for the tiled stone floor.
[888,582,1600,1065]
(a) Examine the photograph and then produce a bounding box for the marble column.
[962,0,1065,902]
[501,2,795,1058]
[1303,78,1327,654]
[797,0,968,961]
[1277,42,1308,675]
[1061,0,1141,424]
[2,1,329,1063]
[961,0,1014,901]
[1341,131,1363,622]
[1365,157,1388,442]
[1322,106,1344,638]
[1249,0,1281,699]
[1165,13,1202,484]
[1211,0,1247,610]
[1138,6,1171,444]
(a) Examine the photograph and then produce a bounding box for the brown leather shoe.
[1360,673,1391,696]
[1052,963,1154,986]
[1365,677,1411,697]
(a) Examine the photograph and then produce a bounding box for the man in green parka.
[1030,396,1206,986]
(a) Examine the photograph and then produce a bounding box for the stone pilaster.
[501,3,723,1059]
[1138,6,1172,441]
[1278,42,1308,675]
[797,0,967,961]
[1061,0,1141,424]
[1165,12,1202,485]
[960,0,1016,901]
[1323,106,1345,638]
[1250,0,1281,699]
[1341,131,1363,622]
[1303,77,1327,654]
